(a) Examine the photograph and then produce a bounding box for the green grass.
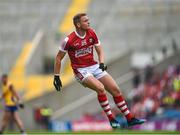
[4,130,180,135]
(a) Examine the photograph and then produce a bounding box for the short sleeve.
[2,82,12,94]
[59,37,69,52]
[91,29,101,46]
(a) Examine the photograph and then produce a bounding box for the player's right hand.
[53,75,62,91]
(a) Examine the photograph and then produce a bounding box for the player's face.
[1,76,7,84]
[79,16,90,30]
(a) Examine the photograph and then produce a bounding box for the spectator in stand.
[40,105,53,130]
[142,97,159,118]
[144,65,154,84]
[34,107,42,128]
[172,65,180,108]
[131,64,180,120]
[131,96,145,118]
[132,68,141,88]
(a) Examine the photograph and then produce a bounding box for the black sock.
[20,129,25,133]
[0,130,3,134]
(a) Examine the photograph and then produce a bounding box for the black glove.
[99,63,107,71]
[53,75,62,91]
[19,103,24,109]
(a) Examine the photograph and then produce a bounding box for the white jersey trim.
[59,48,67,53]
[59,37,69,52]
[74,30,86,39]
[94,40,101,46]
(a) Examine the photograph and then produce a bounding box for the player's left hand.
[19,103,25,109]
[99,63,107,71]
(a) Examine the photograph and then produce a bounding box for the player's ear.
[77,22,81,28]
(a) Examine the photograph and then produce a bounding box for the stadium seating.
[87,0,180,62]
[0,0,71,72]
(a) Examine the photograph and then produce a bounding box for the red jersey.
[59,28,101,69]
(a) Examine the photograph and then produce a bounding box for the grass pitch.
[5,130,180,135]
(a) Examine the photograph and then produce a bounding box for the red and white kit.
[59,28,107,82]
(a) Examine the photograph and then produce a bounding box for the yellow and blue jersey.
[2,82,16,106]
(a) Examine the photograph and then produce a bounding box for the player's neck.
[3,82,7,85]
[76,29,86,37]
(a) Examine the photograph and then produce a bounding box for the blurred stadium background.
[0,0,180,134]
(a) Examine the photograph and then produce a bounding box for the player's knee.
[114,90,121,96]
[96,84,106,94]
[112,88,121,96]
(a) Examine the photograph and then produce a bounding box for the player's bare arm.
[53,50,66,91]
[9,84,24,108]
[95,45,107,71]
[54,50,66,75]
[9,84,20,101]
[0,89,6,99]
[95,45,104,63]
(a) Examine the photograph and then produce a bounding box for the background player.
[53,13,145,128]
[0,74,26,135]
